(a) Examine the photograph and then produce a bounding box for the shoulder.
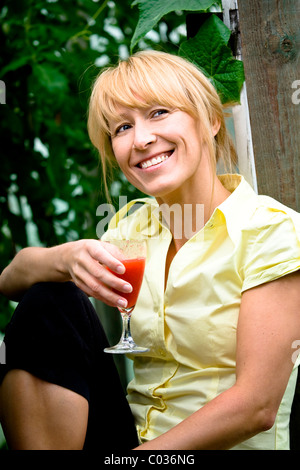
[242,195,300,243]
[238,197,300,291]
[219,175,300,244]
[218,175,300,290]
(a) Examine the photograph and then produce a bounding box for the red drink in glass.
[112,257,146,308]
[104,239,148,354]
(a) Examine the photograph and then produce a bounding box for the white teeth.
[140,154,170,169]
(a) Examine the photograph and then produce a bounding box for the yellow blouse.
[102,174,300,450]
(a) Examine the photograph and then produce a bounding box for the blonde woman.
[1,51,300,450]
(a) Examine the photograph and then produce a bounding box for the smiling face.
[88,51,235,201]
[109,104,211,201]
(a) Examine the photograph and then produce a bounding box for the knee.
[22,281,81,307]
[4,282,92,365]
[17,281,89,327]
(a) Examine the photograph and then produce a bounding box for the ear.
[212,119,221,137]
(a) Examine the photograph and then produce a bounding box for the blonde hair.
[87,50,237,199]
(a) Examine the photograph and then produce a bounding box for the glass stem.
[119,307,134,345]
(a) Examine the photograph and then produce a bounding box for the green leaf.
[130,0,220,50]
[32,64,69,95]
[179,15,245,104]
[0,55,33,77]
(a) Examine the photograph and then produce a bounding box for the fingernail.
[116,264,125,274]
[117,298,127,308]
[123,283,132,293]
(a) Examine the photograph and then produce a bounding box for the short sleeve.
[240,207,300,292]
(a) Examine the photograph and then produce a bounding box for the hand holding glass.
[104,240,149,354]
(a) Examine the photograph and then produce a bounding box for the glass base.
[104,342,149,354]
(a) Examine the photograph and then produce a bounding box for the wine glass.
[104,239,149,354]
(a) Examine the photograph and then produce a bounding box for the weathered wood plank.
[238,0,300,210]
[222,0,258,191]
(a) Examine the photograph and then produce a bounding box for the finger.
[99,264,133,293]
[87,241,126,274]
[75,252,132,294]
[74,273,128,308]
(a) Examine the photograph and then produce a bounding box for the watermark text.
[0,340,6,364]
[291,80,300,105]
[96,197,205,241]
[0,80,6,104]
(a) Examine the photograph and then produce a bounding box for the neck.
[156,173,231,250]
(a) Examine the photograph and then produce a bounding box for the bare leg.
[0,369,88,450]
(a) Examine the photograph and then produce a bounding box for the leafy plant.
[130,0,220,50]
[131,0,245,104]
[179,14,245,104]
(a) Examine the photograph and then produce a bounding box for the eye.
[115,123,131,135]
[152,109,169,118]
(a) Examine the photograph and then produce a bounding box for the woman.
[1,51,300,450]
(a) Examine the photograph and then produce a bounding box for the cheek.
[113,151,133,180]
[111,135,132,163]
[111,142,125,167]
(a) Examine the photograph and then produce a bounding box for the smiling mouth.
[138,150,174,169]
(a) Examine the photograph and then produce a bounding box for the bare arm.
[0,240,132,307]
[136,271,300,450]
[0,245,70,300]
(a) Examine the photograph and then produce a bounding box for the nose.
[132,121,156,150]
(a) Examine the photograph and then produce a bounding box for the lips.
[137,150,174,169]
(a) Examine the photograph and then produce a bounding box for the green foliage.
[130,0,220,50]
[131,0,244,104]
[179,15,245,103]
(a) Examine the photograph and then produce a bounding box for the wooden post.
[237,0,300,211]
[222,0,258,191]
